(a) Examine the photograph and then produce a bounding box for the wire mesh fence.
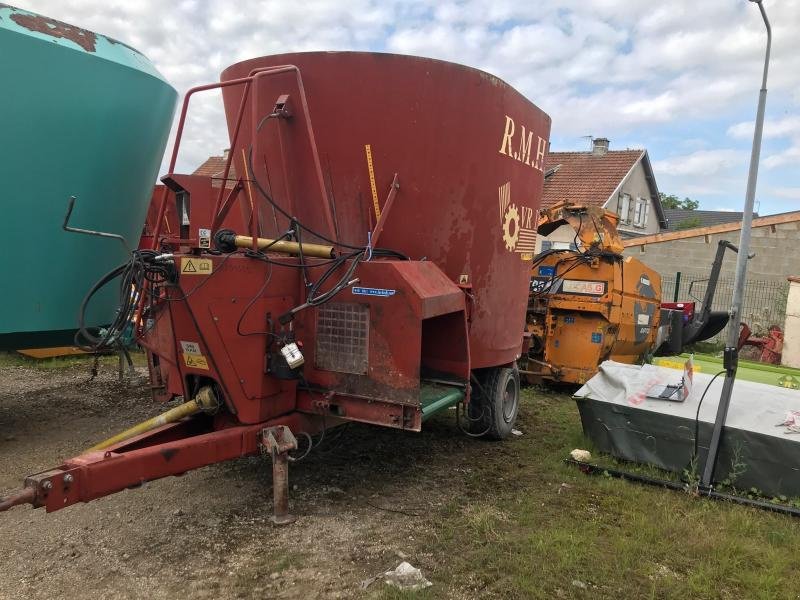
[661,273,789,344]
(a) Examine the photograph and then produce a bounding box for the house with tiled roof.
[536,138,667,252]
[193,149,237,187]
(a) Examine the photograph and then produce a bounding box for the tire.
[468,365,520,440]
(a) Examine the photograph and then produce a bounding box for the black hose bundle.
[74,249,175,352]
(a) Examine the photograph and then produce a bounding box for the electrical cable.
[246,146,363,250]
[530,254,592,298]
[236,259,277,338]
[293,217,311,290]
[456,402,492,437]
[454,374,494,436]
[287,431,314,462]
[693,370,726,459]
[573,213,582,250]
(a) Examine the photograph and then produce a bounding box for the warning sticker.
[198,228,211,249]
[181,257,213,275]
[180,341,201,355]
[183,353,209,370]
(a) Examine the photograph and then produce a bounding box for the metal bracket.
[63,195,132,254]
[272,94,293,119]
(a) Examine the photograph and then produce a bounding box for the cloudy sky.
[23,0,800,214]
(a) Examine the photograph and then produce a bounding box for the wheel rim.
[502,376,517,423]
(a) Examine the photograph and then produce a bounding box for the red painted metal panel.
[219,52,551,368]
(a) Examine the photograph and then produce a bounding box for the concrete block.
[783,280,800,368]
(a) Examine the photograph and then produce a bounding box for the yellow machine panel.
[522,202,662,385]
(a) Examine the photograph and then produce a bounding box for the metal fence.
[661,273,789,344]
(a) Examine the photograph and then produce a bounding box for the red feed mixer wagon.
[1,52,551,522]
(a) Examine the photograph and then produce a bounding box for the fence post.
[673,272,681,302]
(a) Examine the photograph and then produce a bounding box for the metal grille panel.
[315,303,369,374]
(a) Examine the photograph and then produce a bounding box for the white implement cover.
[575,361,800,496]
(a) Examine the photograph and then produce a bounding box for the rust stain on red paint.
[160,448,178,462]
[10,11,98,52]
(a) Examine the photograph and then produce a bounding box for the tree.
[675,216,702,230]
[659,193,699,210]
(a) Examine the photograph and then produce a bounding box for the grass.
[654,352,800,388]
[372,387,800,599]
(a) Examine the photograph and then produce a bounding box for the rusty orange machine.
[520,202,662,385]
[519,202,737,385]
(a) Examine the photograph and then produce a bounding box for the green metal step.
[419,384,465,421]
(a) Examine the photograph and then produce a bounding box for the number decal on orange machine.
[561,280,606,295]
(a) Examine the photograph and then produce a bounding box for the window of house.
[633,197,648,227]
[618,193,631,224]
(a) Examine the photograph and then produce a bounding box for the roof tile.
[192,154,238,188]
[542,150,643,209]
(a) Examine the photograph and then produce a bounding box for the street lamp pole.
[701,0,772,489]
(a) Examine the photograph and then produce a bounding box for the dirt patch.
[0,361,501,599]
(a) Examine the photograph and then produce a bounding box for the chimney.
[592,138,609,156]
[222,148,230,160]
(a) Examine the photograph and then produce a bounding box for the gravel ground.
[0,360,489,599]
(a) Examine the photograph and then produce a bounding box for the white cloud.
[764,146,800,169]
[770,187,800,200]
[15,0,800,180]
[728,116,800,139]
[653,149,746,177]
[727,116,800,172]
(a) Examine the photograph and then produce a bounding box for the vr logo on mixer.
[498,182,536,254]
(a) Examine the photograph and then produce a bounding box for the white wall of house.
[783,277,800,368]
[605,162,660,235]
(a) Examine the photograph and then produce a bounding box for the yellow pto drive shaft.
[87,386,218,452]
[231,235,335,258]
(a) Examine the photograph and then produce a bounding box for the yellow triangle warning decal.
[180,257,212,275]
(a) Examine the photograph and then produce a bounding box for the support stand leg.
[260,426,298,526]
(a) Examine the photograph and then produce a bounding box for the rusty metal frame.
[209,182,244,232]
[16,412,335,513]
[296,388,422,431]
[142,65,339,328]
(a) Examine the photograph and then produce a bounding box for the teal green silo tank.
[0,5,177,349]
